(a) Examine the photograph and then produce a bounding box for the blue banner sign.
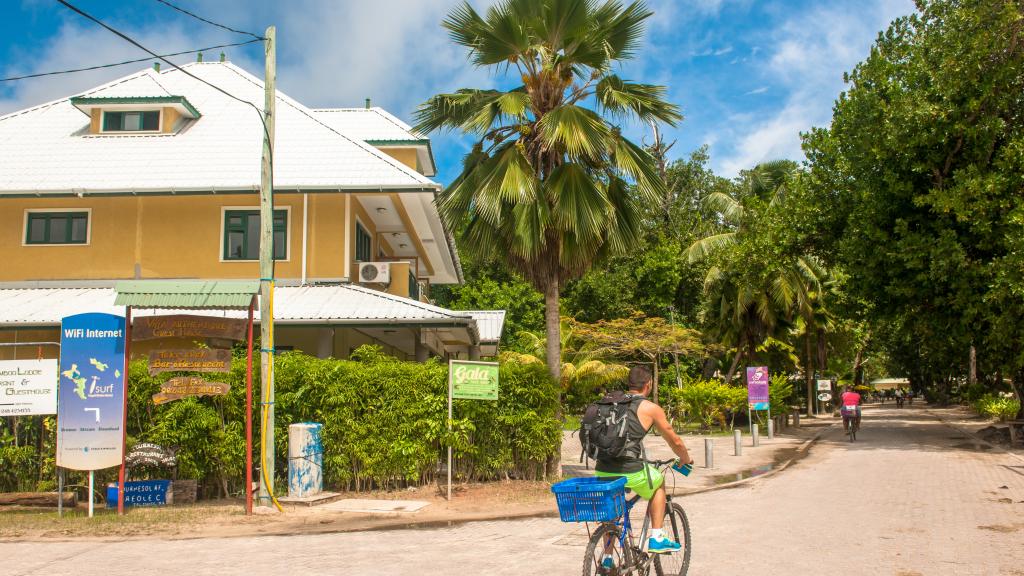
[57,313,126,471]
[106,480,171,508]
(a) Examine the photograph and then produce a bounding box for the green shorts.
[595,465,664,500]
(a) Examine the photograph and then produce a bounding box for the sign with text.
[125,442,177,468]
[57,313,126,471]
[152,376,230,405]
[817,379,832,391]
[746,366,770,411]
[148,348,232,375]
[450,360,499,401]
[0,359,58,416]
[133,315,247,341]
[106,480,170,508]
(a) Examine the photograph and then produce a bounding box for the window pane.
[227,231,245,259]
[103,112,123,131]
[228,215,243,227]
[142,111,160,131]
[245,214,260,260]
[273,230,286,260]
[70,216,88,243]
[27,217,46,243]
[123,112,141,131]
[47,217,68,243]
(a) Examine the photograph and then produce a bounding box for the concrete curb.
[925,409,1024,466]
[673,421,840,498]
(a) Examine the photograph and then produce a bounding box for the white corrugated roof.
[463,311,507,343]
[0,63,438,194]
[0,285,478,326]
[311,107,423,142]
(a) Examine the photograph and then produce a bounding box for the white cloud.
[744,86,768,95]
[714,0,915,176]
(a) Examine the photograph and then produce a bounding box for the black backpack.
[580,393,644,465]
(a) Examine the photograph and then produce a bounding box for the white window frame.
[99,109,163,134]
[22,208,92,247]
[219,205,292,263]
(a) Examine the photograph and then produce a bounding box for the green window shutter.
[103,112,123,131]
[224,210,287,260]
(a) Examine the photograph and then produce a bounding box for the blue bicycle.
[553,459,692,576]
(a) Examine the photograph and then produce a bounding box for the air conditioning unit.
[358,262,390,284]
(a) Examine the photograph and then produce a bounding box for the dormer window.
[102,110,160,132]
[70,96,201,135]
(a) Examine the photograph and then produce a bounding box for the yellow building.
[0,62,503,360]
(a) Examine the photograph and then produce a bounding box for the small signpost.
[0,359,58,416]
[148,349,232,375]
[817,379,832,415]
[746,366,771,439]
[57,313,127,518]
[133,315,248,341]
[152,377,231,405]
[447,360,499,500]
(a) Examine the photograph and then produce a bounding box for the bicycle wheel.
[583,523,633,576]
[653,502,691,576]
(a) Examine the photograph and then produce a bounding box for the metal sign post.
[446,359,499,501]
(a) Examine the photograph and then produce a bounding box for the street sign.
[106,480,171,507]
[0,359,58,416]
[817,379,832,391]
[148,348,232,375]
[817,392,832,402]
[133,315,247,341]
[746,366,769,410]
[450,360,499,401]
[57,313,126,471]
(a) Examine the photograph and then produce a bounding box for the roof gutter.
[0,185,442,198]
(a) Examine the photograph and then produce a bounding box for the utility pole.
[258,25,276,507]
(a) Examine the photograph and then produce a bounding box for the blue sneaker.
[648,537,682,554]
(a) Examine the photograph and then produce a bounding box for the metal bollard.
[767,418,775,440]
[733,429,742,456]
[793,411,801,427]
[704,438,714,469]
[752,423,760,447]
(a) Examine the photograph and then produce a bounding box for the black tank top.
[594,393,649,474]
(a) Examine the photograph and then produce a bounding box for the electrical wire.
[152,0,265,41]
[55,0,272,164]
[0,39,260,82]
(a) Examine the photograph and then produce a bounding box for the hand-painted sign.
[817,379,832,391]
[746,366,770,411]
[57,313,126,471]
[106,480,171,507]
[148,348,232,375]
[125,442,178,468]
[450,360,499,401]
[0,359,58,416]
[133,315,247,341]
[152,376,230,405]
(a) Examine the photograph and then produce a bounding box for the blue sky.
[0,0,915,183]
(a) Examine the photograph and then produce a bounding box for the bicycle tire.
[583,523,633,576]
[653,502,692,576]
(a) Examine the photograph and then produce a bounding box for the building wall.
[380,148,419,172]
[0,193,374,282]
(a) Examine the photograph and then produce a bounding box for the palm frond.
[702,191,743,224]
[595,74,682,125]
[686,232,736,262]
[538,104,610,158]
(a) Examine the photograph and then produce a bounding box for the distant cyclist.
[840,385,862,433]
[591,366,694,554]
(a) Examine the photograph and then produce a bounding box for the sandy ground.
[4,404,1023,576]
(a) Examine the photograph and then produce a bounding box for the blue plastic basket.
[551,476,627,522]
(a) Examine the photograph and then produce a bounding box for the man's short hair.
[627,366,653,390]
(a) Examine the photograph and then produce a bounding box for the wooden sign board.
[125,442,177,468]
[153,376,230,405]
[148,349,232,375]
[134,315,247,341]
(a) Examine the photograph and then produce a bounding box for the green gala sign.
[449,360,499,401]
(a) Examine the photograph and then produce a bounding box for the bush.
[662,380,745,431]
[973,394,1021,422]
[0,445,36,492]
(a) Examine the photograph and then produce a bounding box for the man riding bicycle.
[592,366,694,555]
[840,385,862,432]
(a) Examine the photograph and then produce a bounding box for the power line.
[0,39,260,83]
[56,0,272,163]
[153,0,265,41]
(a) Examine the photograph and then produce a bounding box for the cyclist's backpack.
[580,392,644,466]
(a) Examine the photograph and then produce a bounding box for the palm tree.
[687,162,826,383]
[415,0,681,383]
[511,319,628,399]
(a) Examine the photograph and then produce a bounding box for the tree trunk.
[543,275,561,479]
[652,356,660,405]
[1012,370,1024,420]
[805,334,815,418]
[852,347,865,386]
[723,336,746,383]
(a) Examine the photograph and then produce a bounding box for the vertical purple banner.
[57,313,126,471]
[747,366,769,411]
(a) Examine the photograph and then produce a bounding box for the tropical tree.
[415,0,681,383]
[687,162,827,384]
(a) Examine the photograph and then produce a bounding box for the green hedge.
[117,345,560,498]
[973,394,1021,422]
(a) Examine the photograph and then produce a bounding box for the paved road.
[5,406,1024,576]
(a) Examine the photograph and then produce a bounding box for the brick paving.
[4,405,1024,576]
